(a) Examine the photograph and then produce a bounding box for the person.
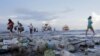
[28,23,33,34]
[16,21,24,35]
[7,19,14,36]
[86,16,95,36]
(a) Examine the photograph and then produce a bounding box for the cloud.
[92,12,100,22]
[0,8,73,23]
[91,12,100,29]
[13,8,74,21]
[14,9,54,21]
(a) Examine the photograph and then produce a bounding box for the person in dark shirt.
[7,19,14,36]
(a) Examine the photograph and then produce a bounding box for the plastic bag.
[44,49,55,56]
[60,50,75,56]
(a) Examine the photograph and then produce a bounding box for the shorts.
[30,29,33,34]
[88,26,92,29]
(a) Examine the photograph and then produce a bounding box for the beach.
[0,30,100,56]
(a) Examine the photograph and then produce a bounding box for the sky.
[0,0,100,31]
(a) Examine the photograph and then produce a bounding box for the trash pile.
[0,37,30,56]
[0,34,100,56]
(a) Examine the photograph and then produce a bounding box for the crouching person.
[14,21,24,36]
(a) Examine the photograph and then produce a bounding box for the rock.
[3,38,19,45]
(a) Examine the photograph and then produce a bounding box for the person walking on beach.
[86,16,95,36]
[28,23,33,35]
[7,19,14,36]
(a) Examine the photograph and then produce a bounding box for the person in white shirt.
[28,23,33,34]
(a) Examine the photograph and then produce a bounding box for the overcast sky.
[0,0,100,31]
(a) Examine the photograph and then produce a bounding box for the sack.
[14,26,17,30]
[18,27,24,32]
[7,27,10,30]
[21,27,24,31]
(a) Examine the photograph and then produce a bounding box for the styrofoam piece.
[3,38,19,45]
[2,45,8,49]
[3,40,12,45]
[12,38,19,44]
[86,48,96,52]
